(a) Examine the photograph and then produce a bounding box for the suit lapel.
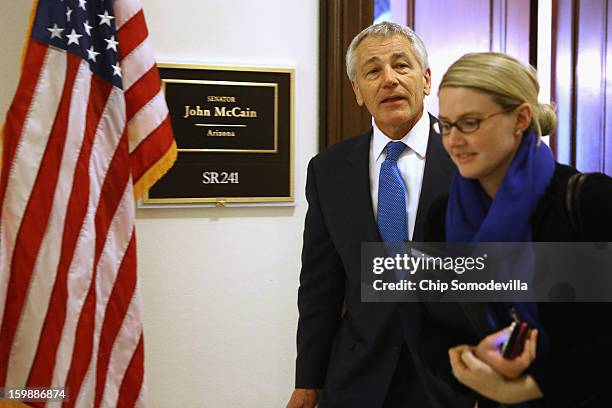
[413,115,455,241]
[343,129,381,243]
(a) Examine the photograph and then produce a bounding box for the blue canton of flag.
[31,0,123,88]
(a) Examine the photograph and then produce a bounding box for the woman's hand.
[449,344,543,404]
[474,326,538,379]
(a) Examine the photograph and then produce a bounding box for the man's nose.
[381,66,399,87]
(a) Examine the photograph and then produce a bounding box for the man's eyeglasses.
[433,106,517,135]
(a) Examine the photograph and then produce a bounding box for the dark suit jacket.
[424,164,612,408]
[295,116,468,407]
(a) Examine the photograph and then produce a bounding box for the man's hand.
[286,388,318,408]
[474,326,538,380]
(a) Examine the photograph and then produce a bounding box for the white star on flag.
[66,7,73,22]
[112,64,122,77]
[66,29,83,45]
[105,35,119,51]
[83,20,93,36]
[78,0,87,10]
[86,46,100,62]
[98,10,115,26]
[47,24,64,39]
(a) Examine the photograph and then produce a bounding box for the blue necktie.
[378,141,408,242]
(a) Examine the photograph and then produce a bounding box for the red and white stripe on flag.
[0,0,176,406]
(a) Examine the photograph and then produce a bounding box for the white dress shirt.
[369,113,430,240]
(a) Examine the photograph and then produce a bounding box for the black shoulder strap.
[566,172,590,236]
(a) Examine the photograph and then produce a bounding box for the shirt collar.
[372,112,430,160]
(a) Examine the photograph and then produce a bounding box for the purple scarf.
[446,132,555,339]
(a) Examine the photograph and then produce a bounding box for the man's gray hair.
[345,21,429,81]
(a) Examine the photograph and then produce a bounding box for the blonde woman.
[425,52,612,407]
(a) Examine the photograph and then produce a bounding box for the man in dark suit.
[287,22,461,408]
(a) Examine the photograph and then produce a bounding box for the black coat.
[295,117,470,407]
[424,163,612,407]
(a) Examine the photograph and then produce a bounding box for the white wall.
[136,1,318,407]
[0,2,31,119]
[0,1,319,407]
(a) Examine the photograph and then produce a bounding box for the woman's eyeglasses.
[433,106,517,135]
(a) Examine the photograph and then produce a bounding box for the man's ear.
[351,80,364,106]
[423,67,432,96]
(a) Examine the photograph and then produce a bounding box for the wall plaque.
[142,64,294,206]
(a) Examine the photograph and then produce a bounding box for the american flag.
[0,0,176,406]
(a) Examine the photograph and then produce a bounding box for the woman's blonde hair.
[439,52,557,137]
